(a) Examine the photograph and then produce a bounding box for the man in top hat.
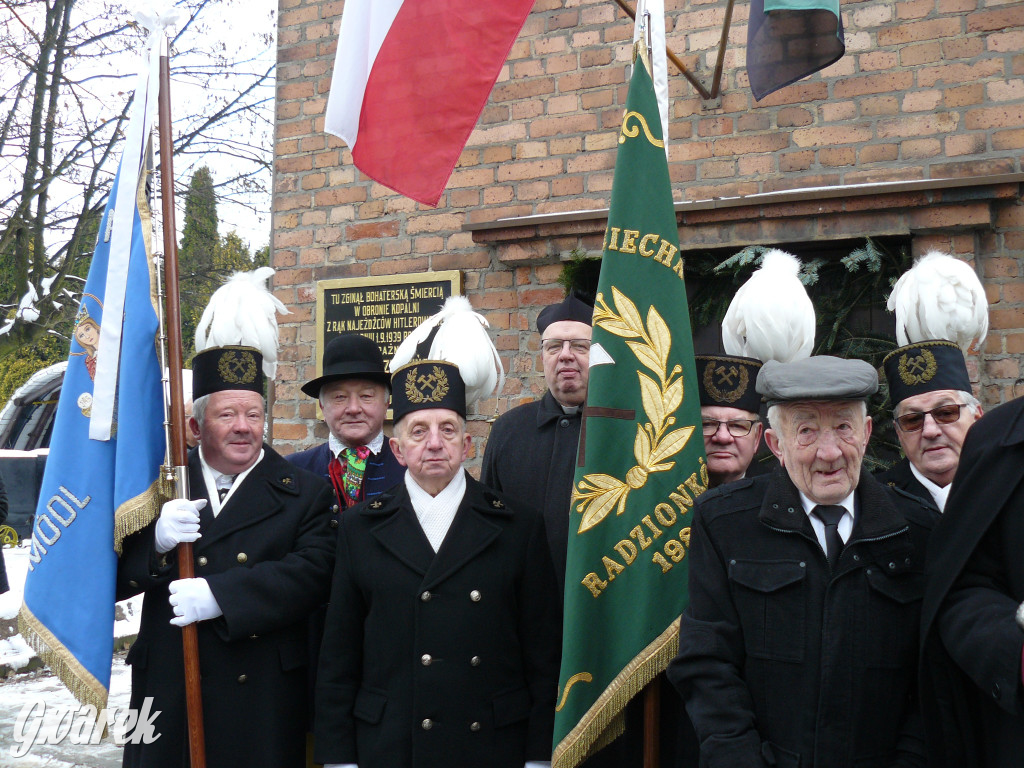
[313,359,561,768]
[695,354,765,488]
[288,333,405,516]
[118,343,335,768]
[877,341,983,512]
[481,292,593,589]
[919,395,1024,768]
[668,356,938,768]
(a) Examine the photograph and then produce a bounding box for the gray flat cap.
[756,356,879,405]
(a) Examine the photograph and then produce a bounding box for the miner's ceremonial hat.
[695,354,763,413]
[390,360,466,423]
[882,340,971,405]
[301,333,390,397]
[191,345,265,400]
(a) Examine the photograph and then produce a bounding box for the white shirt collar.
[405,469,467,552]
[909,462,950,512]
[800,490,855,546]
[198,446,264,518]
[328,430,385,458]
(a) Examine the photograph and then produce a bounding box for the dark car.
[0,362,64,539]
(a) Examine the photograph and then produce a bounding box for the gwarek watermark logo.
[9,698,161,758]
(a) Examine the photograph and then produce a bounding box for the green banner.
[552,48,707,768]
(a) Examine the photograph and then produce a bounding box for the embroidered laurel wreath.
[571,287,694,533]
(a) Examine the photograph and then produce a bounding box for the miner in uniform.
[695,354,765,488]
[314,358,561,768]
[118,343,335,768]
[877,341,982,512]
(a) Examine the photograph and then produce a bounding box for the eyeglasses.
[541,339,592,356]
[702,419,758,437]
[893,404,966,432]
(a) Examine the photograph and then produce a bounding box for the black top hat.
[695,355,763,413]
[192,346,265,400]
[882,340,971,405]
[537,293,594,334]
[301,333,391,398]
[390,360,466,423]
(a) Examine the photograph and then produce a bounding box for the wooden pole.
[612,0,736,100]
[158,41,207,768]
[643,676,661,768]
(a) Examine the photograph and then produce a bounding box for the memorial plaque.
[314,271,462,375]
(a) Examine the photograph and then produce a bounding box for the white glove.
[525,763,551,768]
[154,498,207,554]
[168,578,222,627]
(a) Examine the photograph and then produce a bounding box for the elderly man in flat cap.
[481,293,593,590]
[314,358,561,768]
[668,356,938,768]
[289,333,405,516]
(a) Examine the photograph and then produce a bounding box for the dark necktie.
[811,504,845,570]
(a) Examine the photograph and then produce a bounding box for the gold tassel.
[552,618,680,768]
[18,604,109,714]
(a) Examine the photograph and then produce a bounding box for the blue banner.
[18,154,165,711]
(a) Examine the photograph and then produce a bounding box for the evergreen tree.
[178,167,256,360]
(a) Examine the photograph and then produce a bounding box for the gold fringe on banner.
[18,603,109,713]
[552,617,681,768]
[113,478,167,555]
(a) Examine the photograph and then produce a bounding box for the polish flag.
[325,0,535,207]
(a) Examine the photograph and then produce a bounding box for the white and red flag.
[325,0,534,206]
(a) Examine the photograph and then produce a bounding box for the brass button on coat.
[421,591,432,602]
[421,654,433,666]
[237,674,247,684]
[421,719,433,730]
[237,552,248,564]
[197,556,208,567]
[469,590,481,602]
[470,656,481,667]
[470,722,481,732]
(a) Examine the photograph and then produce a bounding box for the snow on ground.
[0,654,131,767]
[1,543,137,766]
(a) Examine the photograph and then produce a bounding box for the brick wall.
[272,0,1024,457]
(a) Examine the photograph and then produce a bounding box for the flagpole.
[158,35,207,768]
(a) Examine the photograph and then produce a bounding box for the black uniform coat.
[117,446,334,768]
[481,391,581,588]
[875,458,939,513]
[313,473,561,768]
[667,467,937,768]
[919,397,1024,768]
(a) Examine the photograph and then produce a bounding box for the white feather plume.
[194,267,290,377]
[887,251,988,352]
[721,249,816,363]
[389,295,504,407]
